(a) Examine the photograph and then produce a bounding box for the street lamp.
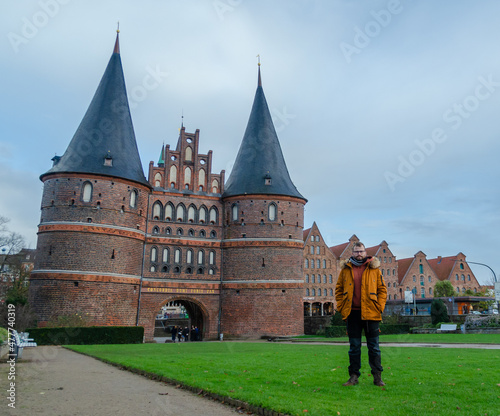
[466,261,497,283]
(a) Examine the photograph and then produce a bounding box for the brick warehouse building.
[29,33,307,341]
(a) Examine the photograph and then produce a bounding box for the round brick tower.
[30,33,151,326]
[220,66,307,338]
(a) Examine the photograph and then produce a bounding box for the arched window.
[312,289,316,296]
[154,172,162,187]
[198,169,206,190]
[188,205,196,223]
[184,167,192,190]
[82,182,92,202]
[316,246,320,255]
[169,165,177,186]
[311,275,315,284]
[185,147,192,161]
[209,207,218,224]
[130,190,138,208]
[176,204,185,222]
[210,230,216,238]
[211,179,219,193]
[151,247,158,262]
[323,259,326,269]
[323,275,327,284]
[231,204,238,221]
[152,226,159,235]
[268,203,276,221]
[165,227,172,235]
[199,229,206,238]
[419,264,424,274]
[199,206,207,224]
[162,248,169,263]
[310,246,314,255]
[316,260,320,268]
[152,201,162,220]
[176,228,183,236]
[460,263,464,270]
[165,203,174,221]
[186,249,193,264]
[329,288,333,296]
[197,250,204,265]
[305,274,309,283]
[209,251,215,265]
[174,249,181,264]
[306,288,310,296]
[329,275,332,283]
[150,265,157,272]
[305,259,309,268]
[209,268,215,275]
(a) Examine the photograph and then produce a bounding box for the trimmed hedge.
[25,326,144,345]
[325,324,410,338]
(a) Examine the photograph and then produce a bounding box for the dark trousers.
[346,309,383,377]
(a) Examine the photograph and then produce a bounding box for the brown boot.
[343,374,359,386]
[373,372,385,386]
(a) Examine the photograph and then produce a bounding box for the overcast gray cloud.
[1,0,499,285]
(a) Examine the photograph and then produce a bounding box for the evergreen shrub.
[26,326,144,345]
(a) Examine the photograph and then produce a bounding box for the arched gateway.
[152,298,208,341]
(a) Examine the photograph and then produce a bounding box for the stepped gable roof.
[365,245,379,257]
[427,255,457,282]
[396,257,414,284]
[41,32,150,188]
[222,66,305,201]
[330,242,349,258]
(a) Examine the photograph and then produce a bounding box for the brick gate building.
[29,32,306,341]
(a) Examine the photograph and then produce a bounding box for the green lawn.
[292,333,500,344]
[67,342,500,416]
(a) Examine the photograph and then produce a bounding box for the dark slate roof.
[222,68,306,201]
[41,34,150,188]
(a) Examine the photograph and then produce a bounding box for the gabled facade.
[427,253,482,294]
[366,241,399,300]
[397,251,440,300]
[302,222,338,316]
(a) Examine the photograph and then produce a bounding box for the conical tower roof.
[41,32,150,188]
[222,67,305,201]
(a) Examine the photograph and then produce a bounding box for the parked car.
[470,311,481,315]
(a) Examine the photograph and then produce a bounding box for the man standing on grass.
[335,242,387,386]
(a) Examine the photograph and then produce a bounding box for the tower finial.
[256,54,262,87]
[113,24,120,54]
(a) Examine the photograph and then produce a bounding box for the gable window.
[185,147,192,161]
[184,166,192,189]
[211,179,219,193]
[268,203,277,221]
[198,169,206,190]
[165,204,174,221]
[154,172,162,187]
[152,201,162,220]
[169,165,177,187]
[82,182,92,202]
[151,247,158,262]
[188,206,196,223]
[199,206,207,224]
[232,204,238,221]
[130,190,138,208]
[176,204,185,222]
[209,207,218,224]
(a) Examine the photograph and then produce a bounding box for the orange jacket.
[335,256,387,321]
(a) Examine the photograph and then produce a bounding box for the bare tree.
[0,216,25,273]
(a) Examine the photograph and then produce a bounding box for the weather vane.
[117,21,120,33]
[256,54,260,66]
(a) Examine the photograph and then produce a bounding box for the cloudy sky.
[1,0,499,285]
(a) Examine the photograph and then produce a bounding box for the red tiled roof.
[365,245,379,257]
[303,227,311,241]
[396,257,414,284]
[330,242,349,258]
[427,255,457,282]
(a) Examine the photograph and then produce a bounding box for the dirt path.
[0,346,247,416]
